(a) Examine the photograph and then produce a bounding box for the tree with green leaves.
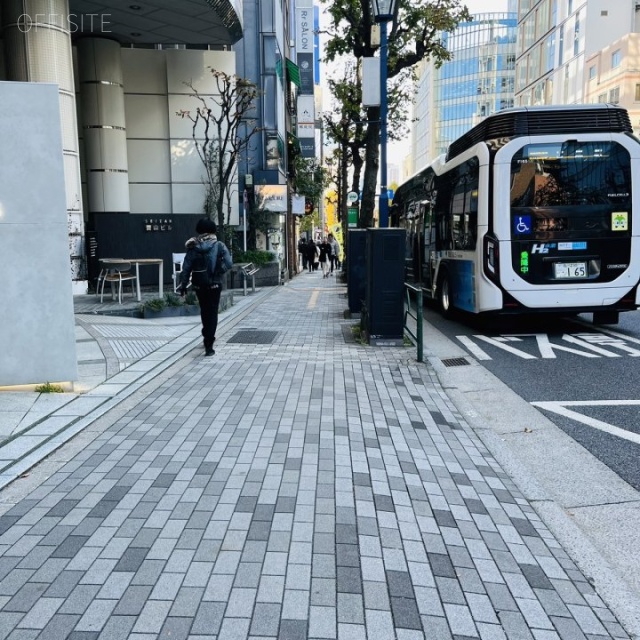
[177,70,261,243]
[321,0,471,227]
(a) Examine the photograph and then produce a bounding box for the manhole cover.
[228,330,278,344]
[441,357,470,367]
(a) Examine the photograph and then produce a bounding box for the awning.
[286,58,301,87]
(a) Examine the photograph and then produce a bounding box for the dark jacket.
[318,241,331,263]
[180,233,233,289]
[306,240,317,261]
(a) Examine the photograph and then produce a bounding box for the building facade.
[0,1,309,291]
[515,0,638,107]
[412,12,517,169]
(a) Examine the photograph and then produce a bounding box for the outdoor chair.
[172,252,186,292]
[99,261,137,304]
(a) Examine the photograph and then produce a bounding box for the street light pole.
[371,0,396,228]
[379,20,389,228]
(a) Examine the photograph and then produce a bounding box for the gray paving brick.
[278,619,308,640]
[36,613,81,640]
[250,602,281,636]
[170,586,204,617]
[309,605,337,638]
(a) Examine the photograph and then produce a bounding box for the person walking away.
[298,237,307,272]
[318,237,331,278]
[328,233,340,274]
[178,218,233,356]
[306,238,317,272]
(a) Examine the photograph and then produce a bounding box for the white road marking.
[474,335,537,359]
[561,334,621,357]
[456,336,492,360]
[456,330,640,360]
[531,400,640,446]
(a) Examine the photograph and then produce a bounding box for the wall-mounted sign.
[255,185,288,212]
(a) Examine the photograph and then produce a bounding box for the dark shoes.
[205,347,215,356]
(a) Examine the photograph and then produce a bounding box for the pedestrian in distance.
[298,237,308,271]
[306,238,317,272]
[328,233,341,274]
[318,236,331,278]
[178,218,233,357]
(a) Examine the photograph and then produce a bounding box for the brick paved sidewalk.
[0,271,630,639]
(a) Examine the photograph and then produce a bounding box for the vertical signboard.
[296,0,315,158]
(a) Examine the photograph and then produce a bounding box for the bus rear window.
[510,141,631,208]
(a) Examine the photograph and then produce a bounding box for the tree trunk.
[360,106,380,228]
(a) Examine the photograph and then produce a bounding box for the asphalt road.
[424,305,640,491]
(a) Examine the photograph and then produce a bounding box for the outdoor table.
[125,258,164,302]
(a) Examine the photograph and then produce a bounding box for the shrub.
[35,382,64,393]
[184,290,198,306]
[164,292,184,307]
[143,297,167,311]
[232,249,275,266]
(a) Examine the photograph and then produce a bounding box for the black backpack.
[190,243,220,289]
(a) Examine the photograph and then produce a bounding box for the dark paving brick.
[387,571,415,598]
[374,495,395,512]
[335,524,357,544]
[433,510,457,529]
[279,619,308,640]
[112,586,153,616]
[45,499,80,518]
[510,518,540,538]
[50,536,90,559]
[428,553,457,579]
[391,596,423,630]
[337,566,362,594]
[234,496,258,512]
[519,563,554,590]
[464,499,489,516]
[113,547,148,572]
[152,473,177,488]
[336,544,360,568]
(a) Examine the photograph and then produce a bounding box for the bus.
[391,104,640,324]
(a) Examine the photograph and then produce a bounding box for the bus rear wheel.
[438,271,454,318]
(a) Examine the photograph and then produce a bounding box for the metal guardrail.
[404,283,424,362]
[234,263,260,296]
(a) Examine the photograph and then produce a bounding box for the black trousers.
[196,284,222,349]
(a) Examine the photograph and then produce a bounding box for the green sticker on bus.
[520,251,529,273]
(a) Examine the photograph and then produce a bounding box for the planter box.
[143,304,199,319]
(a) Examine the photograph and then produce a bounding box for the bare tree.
[177,69,261,242]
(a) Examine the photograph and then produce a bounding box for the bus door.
[421,199,437,293]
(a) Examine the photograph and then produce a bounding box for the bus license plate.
[554,262,587,279]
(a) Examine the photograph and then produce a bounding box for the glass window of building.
[573,13,580,57]
[506,54,516,70]
[263,36,277,73]
[536,1,549,38]
[609,87,620,104]
[612,49,622,68]
[545,33,555,72]
[558,25,564,65]
[635,84,640,101]
[525,14,535,49]
[598,92,607,103]
[588,65,596,80]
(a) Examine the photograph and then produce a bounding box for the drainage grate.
[441,357,470,367]
[227,330,278,344]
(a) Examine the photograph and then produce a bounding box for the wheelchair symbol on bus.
[514,215,531,235]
